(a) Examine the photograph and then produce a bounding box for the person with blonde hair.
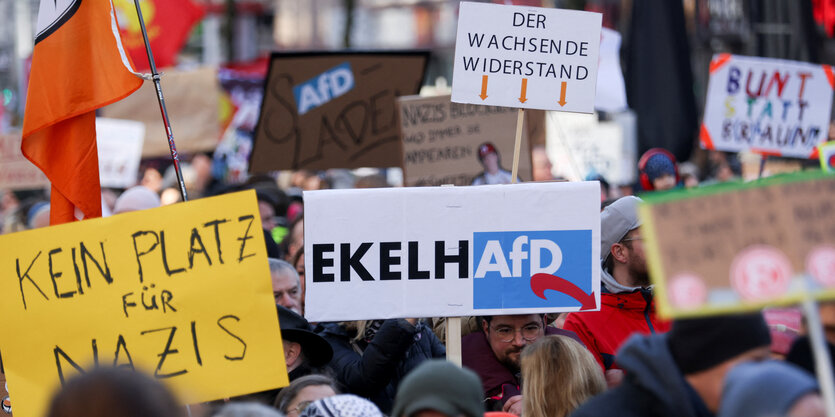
[521,335,606,417]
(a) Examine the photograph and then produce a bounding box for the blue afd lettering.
[472,230,591,309]
[293,62,355,115]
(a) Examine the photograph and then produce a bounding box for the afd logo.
[293,62,355,115]
[473,230,594,310]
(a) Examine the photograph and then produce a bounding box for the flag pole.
[133,0,189,202]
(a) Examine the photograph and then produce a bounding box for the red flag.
[22,0,144,225]
[114,0,204,71]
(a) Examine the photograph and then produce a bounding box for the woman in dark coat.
[318,318,446,414]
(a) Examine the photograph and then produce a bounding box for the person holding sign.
[563,197,671,379]
[471,143,519,185]
[318,319,445,414]
[462,314,582,414]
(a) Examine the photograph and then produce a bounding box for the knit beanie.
[718,361,818,417]
[391,360,484,417]
[667,313,771,375]
[644,152,677,183]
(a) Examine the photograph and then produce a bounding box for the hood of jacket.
[601,267,650,294]
[616,333,697,417]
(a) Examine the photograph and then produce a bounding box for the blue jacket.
[318,319,446,414]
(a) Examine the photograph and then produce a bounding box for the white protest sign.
[701,54,834,158]
[595,28,628,113]
[547,112,635,184]
[303,182,600,322]
[96,118,145,189]
[451,2,602,113]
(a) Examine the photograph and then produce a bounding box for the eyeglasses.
[621,236,643,242]
[491,324,543,343]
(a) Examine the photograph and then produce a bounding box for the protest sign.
[250,52,429,172]
[96,118,145,189]
[547,112,635,184]
[0,132,49,191]
[820,142,835,172]
[594,28,628,113]
[451,2,602,113]
[397,95,532,186]
[101,66,221,158]
[640,172,835,318]
[303,182,600,322]
[701,54,834,158]
[0,191,287,417]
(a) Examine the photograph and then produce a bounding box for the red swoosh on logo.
[530,273,596,310]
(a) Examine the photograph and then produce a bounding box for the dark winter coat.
[318,319,446,414]
[570,334,712,417]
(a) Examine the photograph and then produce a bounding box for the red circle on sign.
[828,154,835,169]
[730,246,793,301]
[669,273,708,310]
[807,245,835,287]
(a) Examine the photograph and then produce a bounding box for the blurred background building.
[1,0,833,179]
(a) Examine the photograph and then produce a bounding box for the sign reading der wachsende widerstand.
[451,2,602,113]
[303,182,601,322]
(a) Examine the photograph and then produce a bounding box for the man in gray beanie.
[391,360,485,417]
[563,196,671,383]
[570,312,772,417]
[718,361,824,417]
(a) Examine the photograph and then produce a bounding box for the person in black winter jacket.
[570,313,771,417]
[318,318,445,414]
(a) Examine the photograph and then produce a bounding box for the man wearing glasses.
[563,196,671,385]
[462,314,581,415]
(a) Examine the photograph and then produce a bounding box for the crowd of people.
[2,147,829,417]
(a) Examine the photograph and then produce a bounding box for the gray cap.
[391,360,484,417]
[719,361,819,417]
[601,196,643,263]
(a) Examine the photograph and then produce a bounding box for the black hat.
[667,313,771,375]
[277,305,333,367]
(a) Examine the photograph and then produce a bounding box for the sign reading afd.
[293,62,355,115]
[473,230,593,309]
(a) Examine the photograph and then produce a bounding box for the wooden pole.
[511,109,525,184]
[445,317,462,366]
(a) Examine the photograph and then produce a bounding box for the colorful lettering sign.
[303,182,600,321]
[0,191,287,417]
[451,2,602,113]
[701,54,834,158]
[640,172,835,318]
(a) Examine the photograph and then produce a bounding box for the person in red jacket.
[563,196,671,385]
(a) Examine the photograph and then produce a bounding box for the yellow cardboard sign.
[0,191,287,417]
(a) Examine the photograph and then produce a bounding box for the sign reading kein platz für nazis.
[0,191,288,417]
[303,182,601,322]
[451,2,602,113]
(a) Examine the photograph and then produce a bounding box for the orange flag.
[22,0,143,225]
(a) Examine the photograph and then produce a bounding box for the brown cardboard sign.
[0,132,49,191]
[640,172,835,318]
[101,66,221,158]
[250,52,428,172]
[397,95,532,186]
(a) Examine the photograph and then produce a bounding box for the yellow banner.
[0,191,287,417]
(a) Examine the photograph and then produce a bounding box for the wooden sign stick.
[511,109,525,184]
